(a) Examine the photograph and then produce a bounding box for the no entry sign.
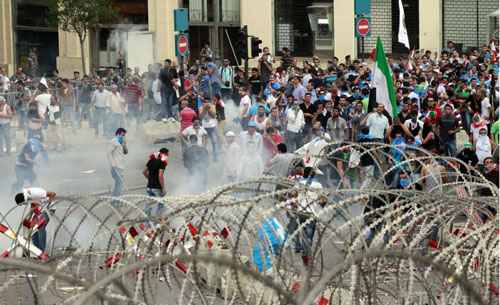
[176,33,190,57]
[355,16,371,38]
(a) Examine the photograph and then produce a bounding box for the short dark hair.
[115,127,127,135]
[159,148,169,154]
[164,59,172,64]
[303,167,315,179]
[277,143,287,153]
[15,193,25,205]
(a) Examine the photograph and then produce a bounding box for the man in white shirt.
[107,128,128,206]
[285,101,305,152]
[286,166,326,266]
[34,86,52,119]
[363,103,389,141]
[91,82,111,136]
[219,59,234,100]
[182,119,207,147]
[238,121,264,180]
[239,87,251,129]
[14,187,56,253]
[0,68,10,91]
[107,84,126,134]
[15,187,56,206]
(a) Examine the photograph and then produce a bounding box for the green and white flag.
[372,37,398,117]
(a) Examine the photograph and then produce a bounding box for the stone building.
[0,0,498,77]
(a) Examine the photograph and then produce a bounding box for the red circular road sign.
[178,34,189,55]
[356,18,370,37]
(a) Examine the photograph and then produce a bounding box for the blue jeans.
[93,107,107,136]
[127,103,141,127]
[160,89,176,119]
[286,213,316,256]
[205,127,219,160]
[12,165,36,194]
[110,167,124,203]
[0,123,11,154]
[365,224,390,246]
[441,139,457,157]
[144,188,165,219]
[27,128,43,141]
[17,110,27,129]
[32,213,49,252]
[285,130,302,153]
[109,113,123,136]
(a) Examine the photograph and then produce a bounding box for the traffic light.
[250,37,262,58]
[235,26,248,64]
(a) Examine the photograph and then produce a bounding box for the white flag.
[398,0,410,49]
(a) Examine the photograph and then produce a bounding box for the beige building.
[1,0,498,77]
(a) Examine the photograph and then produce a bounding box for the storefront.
[14,0,59,76]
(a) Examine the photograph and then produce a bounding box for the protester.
[107,128,128,206]
[0,96,13,155]
[198,96,219,161]
[183,134,209,192]
[91,82,110,137]
[14,187,56,253]
[143,148,168,218]
[222,131,241,183]
[12,137,47,194]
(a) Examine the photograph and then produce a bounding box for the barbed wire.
[0,143,497,305]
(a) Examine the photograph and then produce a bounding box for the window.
[221,0,240,23]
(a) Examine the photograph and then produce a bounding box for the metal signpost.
[174,9,189,71]
[355,16,371,62]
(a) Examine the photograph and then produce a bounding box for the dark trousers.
[12,165,36,194]
[160,88,176,119]
[286,213,316,256]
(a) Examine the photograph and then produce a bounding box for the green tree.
[48,0,117,74]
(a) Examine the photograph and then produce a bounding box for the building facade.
[0,0,498,77]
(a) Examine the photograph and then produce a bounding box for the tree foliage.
[48,0,117,42]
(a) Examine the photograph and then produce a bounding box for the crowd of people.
[1,39,499,259]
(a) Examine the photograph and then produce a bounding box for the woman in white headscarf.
[238,121,264,181]
[475,127,492,166]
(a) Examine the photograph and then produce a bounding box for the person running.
[143,148,169,218]
[11,137,47,194]
[14,187,56,254]
[107,128,128,206]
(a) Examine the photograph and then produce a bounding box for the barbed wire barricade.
[0,143,497,305]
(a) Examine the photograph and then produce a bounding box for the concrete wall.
[364,0,392,52]
[148,0,178,63]
[419,0,441,53]
[443,0,499,49]
[0,0,14,74]
[241,0,274,53]
[333,0,357,60]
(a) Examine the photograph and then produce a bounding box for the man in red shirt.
[123,78,144,129]
[179,99,197,132]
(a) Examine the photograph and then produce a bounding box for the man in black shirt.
[438,104,459,156]
[248,68,262,102]
[300,93,317,142]
[142,148,169,218]
[478,157,499,222]
[455,142,478,174]
[158,59,178,119]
